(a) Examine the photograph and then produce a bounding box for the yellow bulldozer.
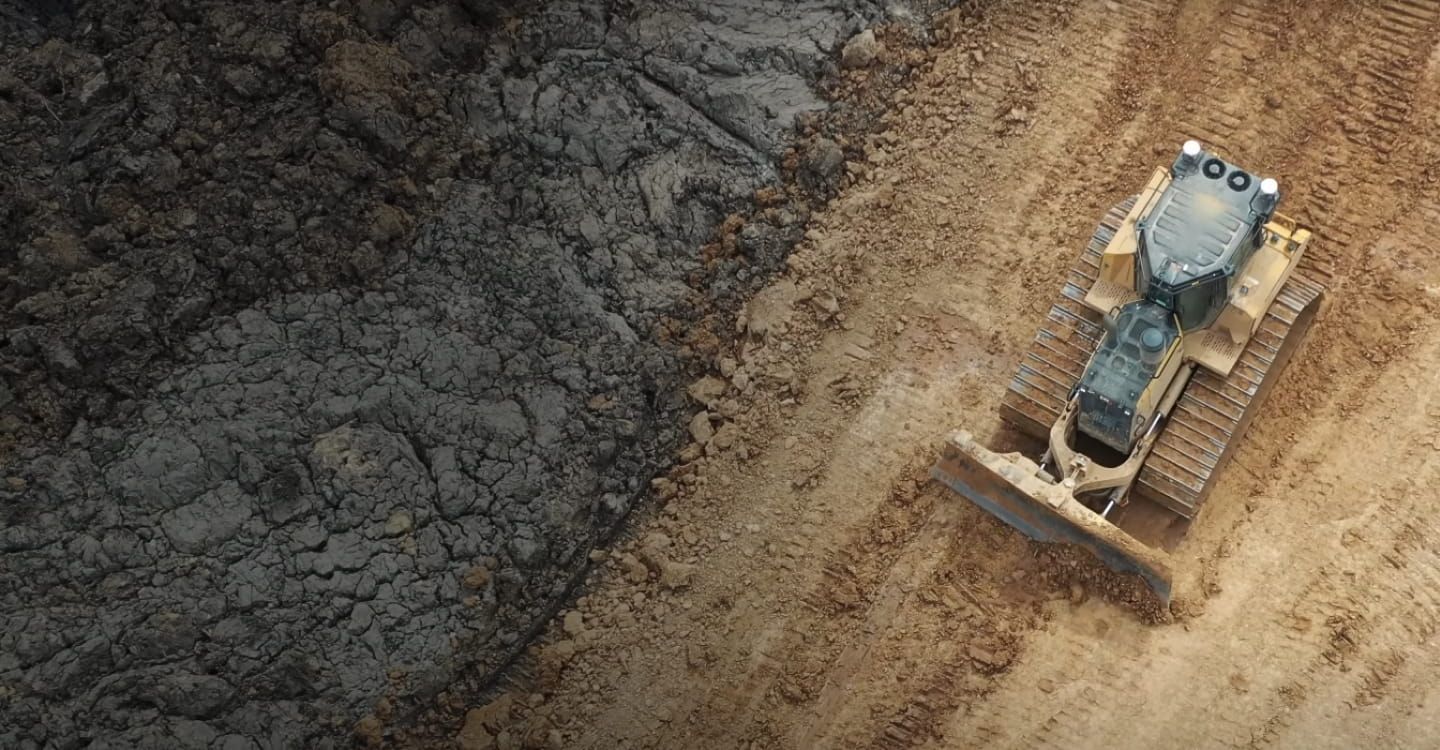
[932,141,1323,603]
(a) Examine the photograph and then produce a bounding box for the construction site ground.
[435,1,1440,747]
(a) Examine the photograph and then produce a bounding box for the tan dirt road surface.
[426,1,1440,747]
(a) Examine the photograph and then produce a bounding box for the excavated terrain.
[410,0,1440,748]
[14,0,1440,748]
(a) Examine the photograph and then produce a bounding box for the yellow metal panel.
[1085,167,1170,313]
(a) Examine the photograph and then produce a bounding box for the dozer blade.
[931,431,1174,603]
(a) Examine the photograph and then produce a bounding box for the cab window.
[1174,274,1226,330]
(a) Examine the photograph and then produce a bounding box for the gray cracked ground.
[0,0,903,747]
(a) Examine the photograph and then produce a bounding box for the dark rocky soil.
[0,0,936,746]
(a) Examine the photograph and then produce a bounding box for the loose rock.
[798,138,847,193]
[841,29,884,69]
[689,411,717,445]
[619,553,650,585]
[687,376,730,408]
[658,559,698,590]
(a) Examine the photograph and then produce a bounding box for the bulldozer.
[932,141,1324,603]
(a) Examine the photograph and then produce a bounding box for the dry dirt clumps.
[409,16,1058,746]
[0,0,923,747]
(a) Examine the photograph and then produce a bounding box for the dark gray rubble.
[0,0,905,746]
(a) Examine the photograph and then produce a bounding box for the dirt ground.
[420,0,1440,747]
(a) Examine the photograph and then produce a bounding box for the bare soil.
[425,0,1440,747]
[2,1,927,746]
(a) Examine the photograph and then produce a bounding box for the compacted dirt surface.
[421,0,1440,748]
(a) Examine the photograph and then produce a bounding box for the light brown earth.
[428,0,1440,747]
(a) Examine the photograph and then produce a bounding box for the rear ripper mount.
[932,141,1324,603]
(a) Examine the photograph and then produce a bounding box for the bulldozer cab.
[1077,302,1179,454]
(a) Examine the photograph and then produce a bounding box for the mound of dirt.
[0,0,905,746]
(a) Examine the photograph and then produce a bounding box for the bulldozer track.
[998,198,1135,439]
[1138,276,1322,516]
[997,199,1324,518]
